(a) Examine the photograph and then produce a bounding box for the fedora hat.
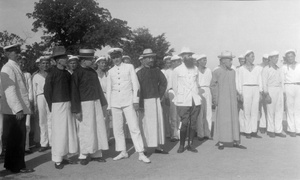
[52,46,67,58]
[141,49,156,58]
[218,51,235,59]
[178,47,194,56]
[78,49,94,58]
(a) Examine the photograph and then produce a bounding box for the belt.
[285,82,300,85]
[243,84,259,86]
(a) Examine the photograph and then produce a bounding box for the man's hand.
[75,113,82,122]
[133,103,139,111]
[16,110,24,120]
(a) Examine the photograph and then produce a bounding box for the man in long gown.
[71,49,108,165]
[137,49,168,154]
[211,51,246,150]
[44,46,78,169]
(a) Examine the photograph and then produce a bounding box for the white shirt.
[172,64,201,106]
[198,68,212,87]
[161,68,173,91]
[262,66,282,93]
[107,63,140,109]
[237,65,263,94]
[281,63,300,84]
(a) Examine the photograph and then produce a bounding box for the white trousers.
[243,86,260,134]
[285,84,300,133]
[197,87,212,137]
[112,105,144,152]
[25,114,30,150]
[52,102,78,163]
[37,95,51,147]
[239,109,246,133]
[168,91,180,139]
[266,87,283,133]
[259,99,267,129]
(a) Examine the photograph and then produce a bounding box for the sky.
[1,0,300,69]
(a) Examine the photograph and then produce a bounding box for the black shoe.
[198,137,205,141]
[25,149,33,155]
[55,163,64,170]
[275,133,286,138]
[218,145,224,150]
[245,133,251,139]
[79,159,89,165]
[154,149,168,154]
[91,157,106,163]
[62,159,76,165]
[251,133,262,138]
[289,132,296,137]
[170,138,179,142]
[177,145,184,153]
[38,146,49,152]
[268,132,275,138]
[186,145,198,153]
[240,132,245,136]
[11,168,35,173]
[233,143,247,149]
[260,128,266,134]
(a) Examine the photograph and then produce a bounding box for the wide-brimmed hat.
[244,50,254,58]
[51,46,67,58]
[141,49,156,58]
[108,48,123,56]
[178,47,194,56]
[170,55,182,61]
[95,56,106,64]
[284,49,296,57]
[78,49,94,58]
[269,51,279,57]
[262,54,269,59]
[218,51,235,59]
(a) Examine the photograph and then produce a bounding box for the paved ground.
[1,119,300,180]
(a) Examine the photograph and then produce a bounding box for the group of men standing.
[0,42,299,174]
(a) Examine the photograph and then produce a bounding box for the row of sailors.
[0,43,299,173]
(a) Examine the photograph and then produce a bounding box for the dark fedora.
[51,46,67,58]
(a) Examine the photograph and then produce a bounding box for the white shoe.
[138,154,151,163]
[113,153,128,161]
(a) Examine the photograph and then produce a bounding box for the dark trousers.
[177,102,201,132]
[4,114,26,172]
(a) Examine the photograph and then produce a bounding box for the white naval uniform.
[32,73,51,147]
[237,65,263,134]
[281,63,300,133]
[262,66,283,133]
[197,68,212,137]
[107,63,144,152]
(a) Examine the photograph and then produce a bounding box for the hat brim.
[141,53,156,58]
[51,53,67,58]
[218,55,235,59]
[178,52,194,56]
[78,55,94,58]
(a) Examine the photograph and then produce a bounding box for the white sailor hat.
[192,54,199,60]
[108,48,123,55]
[170,55,181,61]
[197,54,207,60]
[284,49,296,56]
[218,51,235,59]
[163,56,171,61]
[95,56,106,63]
[262,54,269,59]
[68,55,79,61]
[122,55,131,60]
[36,56,50,63]
[244,50,254,58]
[238,54,245,59]
[269,51,279,57]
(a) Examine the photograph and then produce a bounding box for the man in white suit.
[107,48,150,163]
[1,44,33,173]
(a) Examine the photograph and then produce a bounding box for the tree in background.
[26,0,131,54]
[122,27,174,69]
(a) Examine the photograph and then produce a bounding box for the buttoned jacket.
[0,60,31,114]
[107,63,140,109]
[172,64,201,106]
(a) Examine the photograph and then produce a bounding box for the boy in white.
[237,50,263,139]
[281,49,300,137]
[32,56,52,152]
